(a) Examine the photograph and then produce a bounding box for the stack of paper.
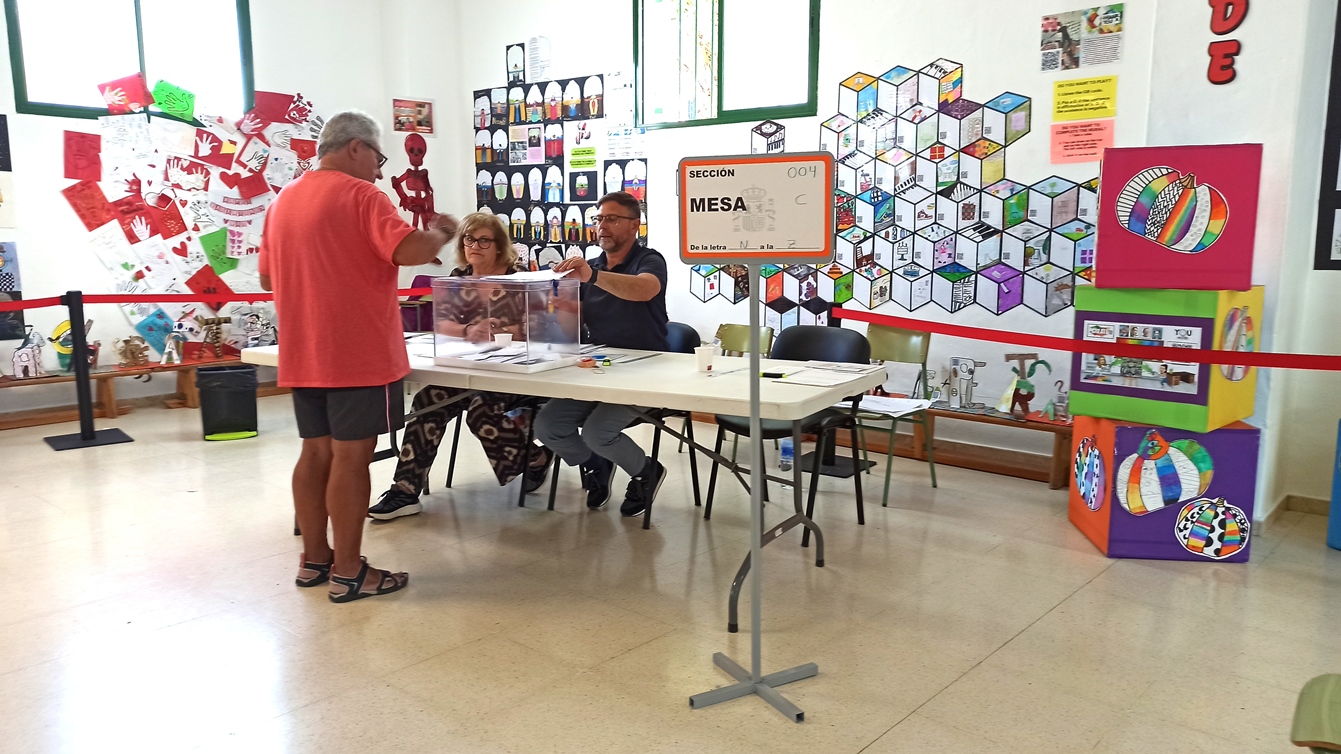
[845,395,931,417]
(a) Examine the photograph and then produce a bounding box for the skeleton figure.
[391,133,434,229]
[196,315,232,359]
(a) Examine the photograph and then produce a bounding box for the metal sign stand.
[689,265,817,722]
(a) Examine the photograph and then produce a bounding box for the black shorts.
[291,381,405,441]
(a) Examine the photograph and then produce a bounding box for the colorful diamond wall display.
[692,60,1098,318]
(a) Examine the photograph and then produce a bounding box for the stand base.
[689,652,817,722]
[798,451,874,479]
[44,428,134,451]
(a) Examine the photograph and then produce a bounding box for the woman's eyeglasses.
[463,235,496,249]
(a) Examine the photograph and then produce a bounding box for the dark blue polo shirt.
[583,243,669,351]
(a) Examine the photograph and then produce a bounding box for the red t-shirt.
[258,170,415,388]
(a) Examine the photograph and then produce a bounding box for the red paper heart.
[179,198,188,208]
[172,242,189,258]
[192,224,200,232]
[218,172,242,189]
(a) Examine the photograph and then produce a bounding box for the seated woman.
[370,212,554,520]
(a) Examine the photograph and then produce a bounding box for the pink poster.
[1095,144,1261,290]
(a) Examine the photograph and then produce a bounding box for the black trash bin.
[196,364,259,440]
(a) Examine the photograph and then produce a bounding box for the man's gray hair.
[317,110,382,158]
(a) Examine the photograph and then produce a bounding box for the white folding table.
[242,345,885,631]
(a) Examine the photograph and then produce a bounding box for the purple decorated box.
[1069,416,1260,562]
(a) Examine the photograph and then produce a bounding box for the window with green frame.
[635,0,819,128]
[3,0,254,120]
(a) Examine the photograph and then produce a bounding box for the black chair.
[545,321,704,528]
[703,325,870,539]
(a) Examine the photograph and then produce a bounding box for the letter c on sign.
[1208,39,1241,85]
[795,193,808,205]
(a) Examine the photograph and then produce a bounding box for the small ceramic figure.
[113,336,151,368]
[195,315,232,359]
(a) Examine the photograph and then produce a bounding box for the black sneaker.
[524,447,554,493]
[580,454,615,509]
[369,488,423,520]
[621,459,666,517]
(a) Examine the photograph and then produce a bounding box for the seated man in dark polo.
[538,191,669,517]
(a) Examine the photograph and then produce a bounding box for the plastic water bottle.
[779,437,794,471]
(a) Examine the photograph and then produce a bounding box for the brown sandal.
[296,555,333,587]
[328,557,409,603]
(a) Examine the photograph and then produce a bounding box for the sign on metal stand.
[679,152,834,722]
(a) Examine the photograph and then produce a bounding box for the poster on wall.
[0,241,20,292]
[0,292,23,341]
[1041,5,1125,72]
[392,99,434,135]
[1078,318,1202,397]
[508,125,544,165]
[1050,119,1114,163]
[506,43,526,84]
[1095,144,1261,290]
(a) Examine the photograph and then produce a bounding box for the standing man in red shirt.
[259,111,458,603]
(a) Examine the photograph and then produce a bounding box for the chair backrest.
[407,274,436,301]
[715,324,775,356]
[866,323,930,366]
[665,322,701,354]
[771,325,870,364]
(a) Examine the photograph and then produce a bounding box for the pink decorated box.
[1094,144,1261,290]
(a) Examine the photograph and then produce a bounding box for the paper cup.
[494,333,513,347]
[695,345,715,372]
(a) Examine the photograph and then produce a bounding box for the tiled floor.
[0,396,1334,753]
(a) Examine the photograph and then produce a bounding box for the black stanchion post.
[44,290,134,451]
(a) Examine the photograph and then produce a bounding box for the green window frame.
[3,0,255,120]
[633,0,820,130]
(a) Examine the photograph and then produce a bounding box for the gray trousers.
[534,399,648,476]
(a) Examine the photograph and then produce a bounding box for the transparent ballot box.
[431,273,582,373]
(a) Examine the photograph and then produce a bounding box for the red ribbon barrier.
[0,288,435,312]
[833,307,1341,373]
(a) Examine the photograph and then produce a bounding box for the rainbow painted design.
[1114,167,1228,253]
[1219,306,1254,382]
[1074,436,1106,511]
[1116,430,1214,516]
[1175,497,1250,560]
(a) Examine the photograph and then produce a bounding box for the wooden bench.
[0,358,288,431]
[914,409,1073,489]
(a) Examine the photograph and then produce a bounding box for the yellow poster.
[1053,75,1118,122]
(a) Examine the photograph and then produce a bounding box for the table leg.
[176,368,200,408]
[1050,430,1071,490]
[96,379,118,419]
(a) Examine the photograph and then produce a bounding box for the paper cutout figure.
[236,307,276,347]
[165,155,211,191]
[114,335,151,367]
[63,181,115,231]
[133,308,173,353]
[196,315,231,358]
[110,194,158,244]
[151,80,196,121]
[219,171,271,200]
[193,129,237,169]
[237,138,270,173]
[11,337,44,378]
[1115,167,1228,253]
[0,242,20,292]
[391,133,434,229]
[289,138,317,161]
[1116,429,1214,516]
[1219,306,1254,381]
[1175,497,1250,560]
[186,265,234,313]
[64,132,102,181]
[199,228,237,275]
[161,327,186,365]
[1074,436,1106,511]
[98,73,154,114]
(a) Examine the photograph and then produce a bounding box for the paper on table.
[803,360,886,374]
[846,395,931,417]
[774,369,866,387]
